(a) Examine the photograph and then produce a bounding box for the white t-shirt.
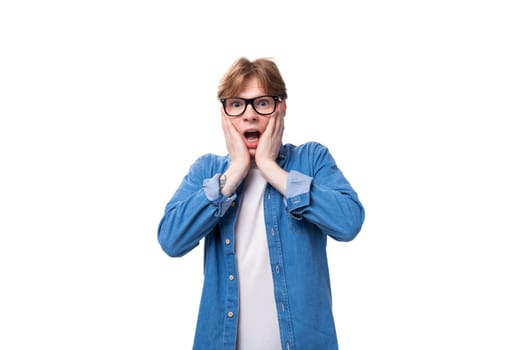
[235,167,281,350]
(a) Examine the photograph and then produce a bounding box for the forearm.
[300,186,364,241]
[158,190,221,257]
[257,159,288,196]
[158,171,236,257]
[286,170,364,242]
[220,164,248,197]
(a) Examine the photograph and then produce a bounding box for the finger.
[272,110,284,136]
[222,114,236,138]
[221,117,231,139]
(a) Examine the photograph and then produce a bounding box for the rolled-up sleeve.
[203,173,237,217]
[286,170,312,215]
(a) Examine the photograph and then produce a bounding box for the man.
[158,57,365,350]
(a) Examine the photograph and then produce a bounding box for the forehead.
[238,77,265,98]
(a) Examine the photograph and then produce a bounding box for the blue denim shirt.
[158,142,365,350]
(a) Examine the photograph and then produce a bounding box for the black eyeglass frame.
[219,95,283,117]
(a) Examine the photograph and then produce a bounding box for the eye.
[228,99,244,109]
[255,97,272,108]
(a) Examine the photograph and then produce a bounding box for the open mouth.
[244,131,261,142]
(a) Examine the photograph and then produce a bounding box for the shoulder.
[194,152,229,164]
[283,141,330,158]
[189,153,230,175]
[281,142,336,173]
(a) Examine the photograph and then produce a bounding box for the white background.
[1,1,524,349]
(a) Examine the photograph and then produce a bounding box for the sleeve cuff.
[203,174,237,217]
[286,170,312,214]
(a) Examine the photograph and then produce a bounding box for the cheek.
[260,119,270,132]
[231,119,243,133]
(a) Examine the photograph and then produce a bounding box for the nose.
[242,103,259,120]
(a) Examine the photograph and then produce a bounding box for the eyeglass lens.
[223,96,277,116]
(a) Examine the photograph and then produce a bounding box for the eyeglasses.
[220,96,283,117]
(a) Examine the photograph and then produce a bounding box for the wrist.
[221,165,248,197]
[255,157,278,173]
[219,173,227,192]
[219,172,236,197]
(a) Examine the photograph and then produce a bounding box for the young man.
[158,57,365,350]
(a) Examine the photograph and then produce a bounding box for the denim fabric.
[158,142,365,350]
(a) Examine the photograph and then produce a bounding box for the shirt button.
[225,239,231,245]
[227,311,234,318]
[229,275,235,281]
[231,201,236,207]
